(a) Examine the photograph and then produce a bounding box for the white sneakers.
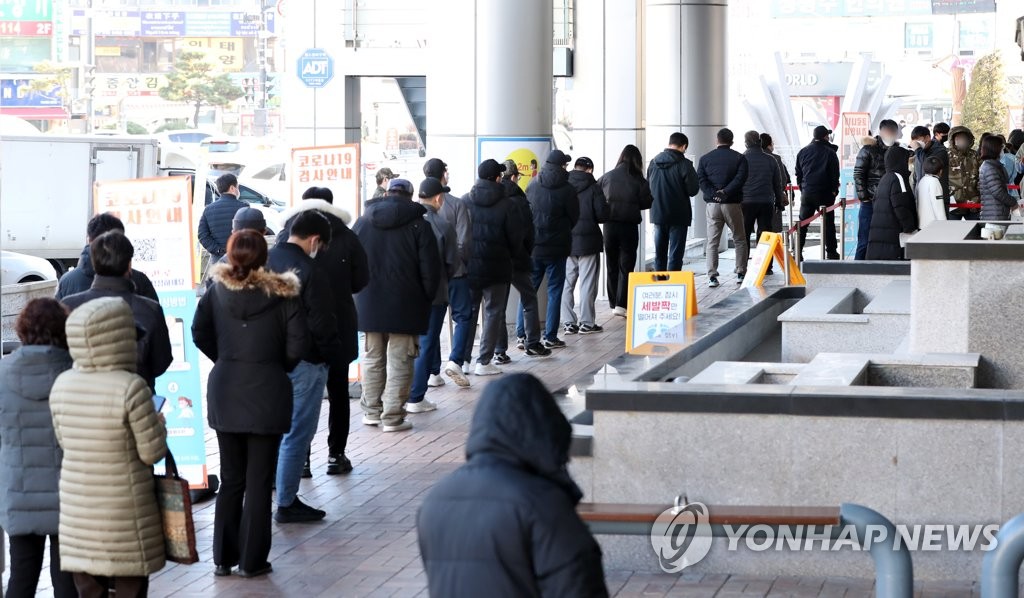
[612,306,627,317]
[382,421,413,432]
[474,362,502,376]
[444,361,471,387]
[427,374,446,387]
[362,415,380,426]
[407,399,437,413]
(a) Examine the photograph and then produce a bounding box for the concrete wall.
[1,280,58,343]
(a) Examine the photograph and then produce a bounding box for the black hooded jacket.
[866,147,918,261]
[352,195,440,335]
[417,374,608,598]
[501,179,535,272]
[56,245,159,302]
[742,145,785,207]
[267,241,340,365]
[647,149,699,225]
[527,164,579,260]
[598,163,653,224]
[467,179,521,287]
[568,170,609,256]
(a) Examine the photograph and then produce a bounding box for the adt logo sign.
[297,48,334,88]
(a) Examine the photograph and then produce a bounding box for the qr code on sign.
[136,238,157,262]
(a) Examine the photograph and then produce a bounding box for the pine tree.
[159,51,243,128]
[962,53,1009,136]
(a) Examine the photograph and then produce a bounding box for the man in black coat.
[697,128,749,287]
[853,119,899,260]
[276,187,369,476]
[526,150,579,347]
[266,210,339,523]
[353,179,441,433]
[563,157,608,334]
[56,212,159,301]
[795,125,841,260]
[198,173,248,262]
[61,231,171,392]
[462,161,523,375]
[910,125,950,207]
[417,373,608,598]
[740,130,785,264]
[648,132,699,271]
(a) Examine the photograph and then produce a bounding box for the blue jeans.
[410,303,448,403]
[654,224,688,271]
[855,200,873,260]
[521,257,566,341]
[447,277,473,365]
[275,360,328,508]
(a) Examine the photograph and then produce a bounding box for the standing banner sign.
[93,176,209,489]
[290,144,361,218]
[741,232,806,288]
[625,272,698,355]
[839,112,871,258]
[477,137,552,191]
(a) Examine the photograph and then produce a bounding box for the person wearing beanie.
[697,127,749,287]
[795,125,841,259]
[740,130,785,275]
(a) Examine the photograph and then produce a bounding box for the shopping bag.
[154,450,199,564]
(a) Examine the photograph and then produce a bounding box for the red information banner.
[0,20,52,35]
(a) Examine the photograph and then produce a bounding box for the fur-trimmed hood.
[209,262,300,300]
[278,198,352,226]
[863,136,878,146]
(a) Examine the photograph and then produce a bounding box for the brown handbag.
[154,450,199,564]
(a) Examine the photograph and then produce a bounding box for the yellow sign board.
[741,232,806,288]
[625,271,698,355]
[178,37,244,72]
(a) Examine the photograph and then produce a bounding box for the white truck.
[0,134,172,273]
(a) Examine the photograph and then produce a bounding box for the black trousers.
[797,201,838,256]
[6,534,76,598]
[213,432,281,572]
[604,221,639,309]
[325,362,351,456]
[742,202,775,247]
[71,574,148,598]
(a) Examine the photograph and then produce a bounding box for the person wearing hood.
[49,296,168,597]
[0,298,77,598]
[562,157,609,335]
[866,146,918,260]
[353,178,441,432]
[599,145,652,311]
[527,150,580,346]
[417,373,608,597]
[795,125,842,260]
[462,160,524,375]
[910,126,949,207]
[193,230,307,579]
[979,135,1022,221]
[372,167,398,200]
[916,157,948,229]
[55,212,158,301]
[853,119,900,259]
[408,178,458,414]
[947,126,980,220]
[740,130,785,270]
[277,187,369,477]
[647,133,699,271]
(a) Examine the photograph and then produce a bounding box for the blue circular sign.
[297,48,334,88]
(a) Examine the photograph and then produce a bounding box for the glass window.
[96,38,141,73]
[251,164,285,180]
[0,38,52,73]
[142,40,175,72]
[237,185,267,206]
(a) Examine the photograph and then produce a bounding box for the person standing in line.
[979,135,1023,221]
[946,126,980,221]
[526,150,579,346]
[0,299,77,598]
[193,230,307,578]
[463,160,522,375]
[276,187,368,477]
[761,133,791,234]
[910,125,949,208]
[408,178,457,414]
[353,179,441,430]
[562,157,609,335]
[916,157,948,229]
[423,158,474,388]
[198,173,248,263]
[266,210,339,523]
[697,128,749,287]
[866,147,918,260]
[853,119,899,259]
[647,133,699,271]
[50,297,168,598]
[56,212,159,301]
[795,126,841,260]
[933,122,951,147]
[372,167,399,200]
[599,145,653,314]
[498,160,550,360]
[740,130,785,274]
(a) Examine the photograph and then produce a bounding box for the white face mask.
[309,239,320,259]
[881,135,896,147]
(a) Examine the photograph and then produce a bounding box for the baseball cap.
[478,159,506,180]
[231,207,267,233]
[387,178,415,196]
[422,158,447,179]
[418,177,450,198]
[376,167,399,179]
[546,149,571,165]
[574,156,594,170]
[813,125,833,140]
[501,159,521,177]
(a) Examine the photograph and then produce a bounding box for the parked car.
[1,250,58,285]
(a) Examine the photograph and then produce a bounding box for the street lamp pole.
[254,0,271,137]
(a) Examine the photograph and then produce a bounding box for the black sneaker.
[578,324,604,334]
[494,352,512,365]
[708,277,720,288]
[542,337,566,349]
[765,269,774,276]
[515,337,526,351]
[525,343,552,357]
[236,563,273,578]
[326,453,352,475]
[275,497,326,523]
[301,458,312,479]
[737,272,746,282]
[563,323,579,335]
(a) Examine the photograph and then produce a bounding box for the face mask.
[309,240,319,259]
[881,136,896,147]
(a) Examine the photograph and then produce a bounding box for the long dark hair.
[616,144,644,177]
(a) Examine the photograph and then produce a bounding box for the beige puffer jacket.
[50,296,168,577]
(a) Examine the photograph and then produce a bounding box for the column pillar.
[644,0,728,242]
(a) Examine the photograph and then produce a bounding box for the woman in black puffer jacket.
[598,145,653,314]
[979,135,1020,221]
[866,147,918,260]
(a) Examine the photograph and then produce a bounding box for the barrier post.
[818,208,826,261]
[790,186,801,266]
[839,201,846,260]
